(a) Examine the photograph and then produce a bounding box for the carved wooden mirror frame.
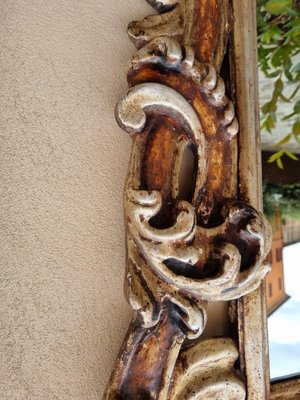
[103,1,300,399]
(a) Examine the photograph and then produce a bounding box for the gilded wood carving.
[103,1,272,399]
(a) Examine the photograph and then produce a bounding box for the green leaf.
[272,32,284,41]
[288,84,300,101]
[279,92,291,102]
[277,134,291,146]
[268,150,284,162]
[274,78,284,92]
[269,26,284,41]
[286,7,299,17]
[262,32,271,44]
[270,99,278,113]
[282,111,296,120]
[293,120,300,136]
[271,111,278,122]
[294,100,300,114]
[265,0,293,15]
[265,114,276,132]
[261,101,272,114]
[283,55,292,71]
[284,149,299,160]
[276,157,284,169]
[257,10,267,28]
[284,68,294,81]
[271,47,286,67]
[266,70,281,78]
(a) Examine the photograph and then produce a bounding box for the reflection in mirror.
[260,62,300,381]
[257,1,300,380]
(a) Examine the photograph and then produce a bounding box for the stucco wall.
[0,2,228,399]
[0,1,151,399]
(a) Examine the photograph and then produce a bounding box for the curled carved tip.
[127,22,150,50]
[131,36,182,69]
[116,82,204,141]
[127,8,183,49]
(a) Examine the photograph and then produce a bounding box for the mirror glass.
[258,0,300,379]
[260,79,300,380]
[261,104,300,380]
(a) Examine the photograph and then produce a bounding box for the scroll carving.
[103,1,271,399]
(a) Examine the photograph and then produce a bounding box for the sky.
[268,241,300,379]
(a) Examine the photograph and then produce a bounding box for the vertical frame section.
[231,1,270,399]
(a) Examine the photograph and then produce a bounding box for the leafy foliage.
[257,0,300,167]
[263,180,300,220]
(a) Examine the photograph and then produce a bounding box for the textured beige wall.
[0,2,228,399]
[0,1,151,399]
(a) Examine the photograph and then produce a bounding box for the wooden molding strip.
[231,1,271,399]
